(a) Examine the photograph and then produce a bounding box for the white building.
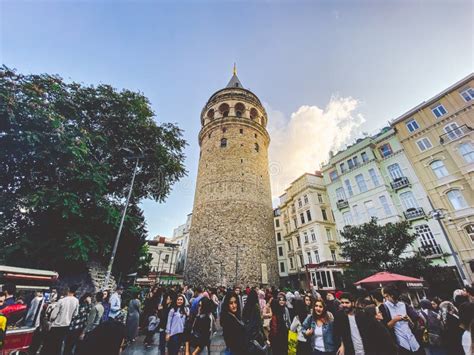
[172,213,192,274]
[147,236,180,280]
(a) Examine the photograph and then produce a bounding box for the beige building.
[391,73,474,283]
[185,70,278,286]
[274,172,344,290]
[147,236,180,282]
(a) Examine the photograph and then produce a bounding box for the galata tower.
[185,68,279,286]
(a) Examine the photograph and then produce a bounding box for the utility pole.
[235,246,242,286]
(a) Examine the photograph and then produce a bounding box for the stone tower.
[185,69,279,286]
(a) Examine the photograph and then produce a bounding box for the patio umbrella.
[354,271,423,286]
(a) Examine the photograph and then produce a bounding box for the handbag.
[288,330,298,355]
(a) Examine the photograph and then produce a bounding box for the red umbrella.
[354,271,423,286]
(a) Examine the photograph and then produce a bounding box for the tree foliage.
[0,66,187,275]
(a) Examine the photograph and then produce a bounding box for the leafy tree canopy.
[0,66,187,275]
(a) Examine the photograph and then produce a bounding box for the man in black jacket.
[333,292,372,355]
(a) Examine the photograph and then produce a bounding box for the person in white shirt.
[459,302,473,355]
[108,285,124,319]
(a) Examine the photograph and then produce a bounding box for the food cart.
[0,265,58,355]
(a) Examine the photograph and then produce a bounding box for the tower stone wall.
[185,75,279,286]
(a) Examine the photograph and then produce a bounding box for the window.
[287,240,294,251]
[387,163,403,180]
[289,258,294,269]
[239,128,243,134]
[298,198,303,208]
[235,102,245,117]
[331,250,337,263]
[326,228,333,241]
[296,236,301,247]
[347,159,354,169]
[298,254,304,267]
[220,138,227,148]
[278,246,284,256]
[304,194,309,204]
[400,191,418,210]
[379,143,393,157]
[466,224,474,243]
[315,250,321,264]
[293,218,298,229]
[329,170,338,181]
[306,210,312,222]
[416,137,433,152]
[352,204,361,224]
[368,168,380,186]
[304,232,309,244]
[460,88,474,102]
[345,179,353,197]
[379,195,392,216]
[444,122,463,141]
[275,219,280,228]
[276,232,282,242]
[353,156,359,166]
[432,104,447,118]
[340,163,347,173]
[219,103,230,117]
[318,193,323,203]
[364,200,378,219]
[459,143,474,163]
[447,189,468,210]
[415,224,437,248]
[307,252,313,264]
[254,143,259,152]
[310,229,316,242]
[430,160,449,178]
[280,262,285,273]
[300,213,305,224]
[336,187,346,201]
[321,208,328,221]
[361,151,369,162]
[343,211,353,226]
[355,174,368,193]
[163,254,169,263]
[406,119,420,133]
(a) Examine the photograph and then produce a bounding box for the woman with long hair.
[101,289,111,322]
[290,299,311,355]
[302,299,338,355]
[158,292,173,354]
[439,301,464,355]
[269,293,291,355]
[242,289,267,354]
[187,297,214,355]
[166,293,189,355]
[125,291,141,343]
[220,291,246,355]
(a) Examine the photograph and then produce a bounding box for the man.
[190,286,204,317]
[2,283,16,307]
[24,291,44,328]
[380,284,421,355]
[0,292,6,311]
[40,285,79,355]
[333,292,371,355]
[84,292,104,334]
[108,285,124,319]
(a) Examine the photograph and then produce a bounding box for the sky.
[1,0,473,239]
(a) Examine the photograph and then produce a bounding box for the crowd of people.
[0,281,473,355]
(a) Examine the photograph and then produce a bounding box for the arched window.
[235,103,245,118]
[447,189,468,210]
[466,224,474,243]
[255,143,259,152]
[218,103,230,117]
[220,138,227,148]
[459,142,474,163]
[250,108,258,120]
[206,109,215,120]
[430,160,449,178]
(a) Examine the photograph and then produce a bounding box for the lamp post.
[235,246,242,286]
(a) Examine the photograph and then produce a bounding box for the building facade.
[274,173,344,290]
[147,236,180,282]
[185,71,278,286]
[391,73,474,282]
[172,213,192,274]
[321,127,456,269]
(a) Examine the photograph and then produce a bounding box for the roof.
[226,73,243,88]
[0,265,58,278]
[354,271,423,285]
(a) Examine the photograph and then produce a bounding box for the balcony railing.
[419,244,443,257]
[336,199,349,210]
[404,207,425,220]
[390,176,410,191]
[439,124,472,144]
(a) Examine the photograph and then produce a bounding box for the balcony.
[419,244,443,257]
[390,176,410,191]
[336,199,349,210]
[404,207,425,220]
[439,124,472,144]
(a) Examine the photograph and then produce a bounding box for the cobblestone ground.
[122,328,226,355]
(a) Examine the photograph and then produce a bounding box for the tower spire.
[226,64,243,88]
[233,62,237,76]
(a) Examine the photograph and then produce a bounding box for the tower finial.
[233,62,237,76]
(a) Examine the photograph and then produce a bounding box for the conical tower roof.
[226,63,243,88]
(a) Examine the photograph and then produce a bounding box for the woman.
[302,299,338,355]
[158,292,173,354]
[439,301,464,355]
[188,297,213,354]
[290,299,311,355]
[304,295,314,316]
[125,291,141,343]
[166,294,189,355]
[363,304,397,355]
[269,293,291,355]
[242,289,267,354]
[257,290,267,313]
[141,285,161,329]
[101,289,111,322]
[458,302,473,355]
[262,295,273,339]
[76,319,126,355]
[418,299,446,355]
[221,291,246,355]
[64,293,92,355]
[431,297,442,314]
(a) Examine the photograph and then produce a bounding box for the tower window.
[235,103,245,118]
[208,133,211,138]
[218,103,230,117]
[250,107,258,120]
[255,143,259,152]
[254,133,257,138]
[207,109,215,120]
[240,129,243,134]
[220,138,227,148]
[222,128,227,133]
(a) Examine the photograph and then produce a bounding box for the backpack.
[418,310,443,346]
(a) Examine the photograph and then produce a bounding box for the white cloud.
[265,96,365,203]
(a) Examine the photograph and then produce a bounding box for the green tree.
[0,66,186,275]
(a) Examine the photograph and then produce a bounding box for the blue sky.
[2,0,472,239]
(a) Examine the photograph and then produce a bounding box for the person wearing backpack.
[418,299,447,355]
[187,297,213,354]
[166,294,189,355]
[144,308,159,348]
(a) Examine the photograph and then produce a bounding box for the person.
[158,292,173,354]
[101,289,111,322]
[269,293,291,355]
[221,291,246,355]
[242,289,267,354]
[291,299,312,355]
[359,301,397,355]
[188,297,213,354]
[418,299,446,355]
[369,290,384,311]
[2,283,16,306]
[64,292,92,355]
[439,301,463,355]
[40,285,79,355]
[262,295,273,339]
[333,292,371,355]
[302,298,338,355]
[126,291,141,343]
[380,284,421,354]
[84,292,105,334]
[234,286,244,318]
[431,297,442,314]
[0,292,5,311]
[108,286,124,320]
[166,294,189,355]
[190,287,204,317]
[141,285,161,329]
[24,291,44,328]
[458,302,473,355]
[144,308,159,348]
[325,293,339,316]
[76,319,126,355]
[257,290,266,313]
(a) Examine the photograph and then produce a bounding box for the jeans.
[167,333,183,355]
[63,328,83,355]
[311,350,336,355]
[40,326,68,355]
[159,330,166,353]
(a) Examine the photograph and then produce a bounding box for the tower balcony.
[404,207,425,220]
[336,199,349,210]
[390,176,410,191]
